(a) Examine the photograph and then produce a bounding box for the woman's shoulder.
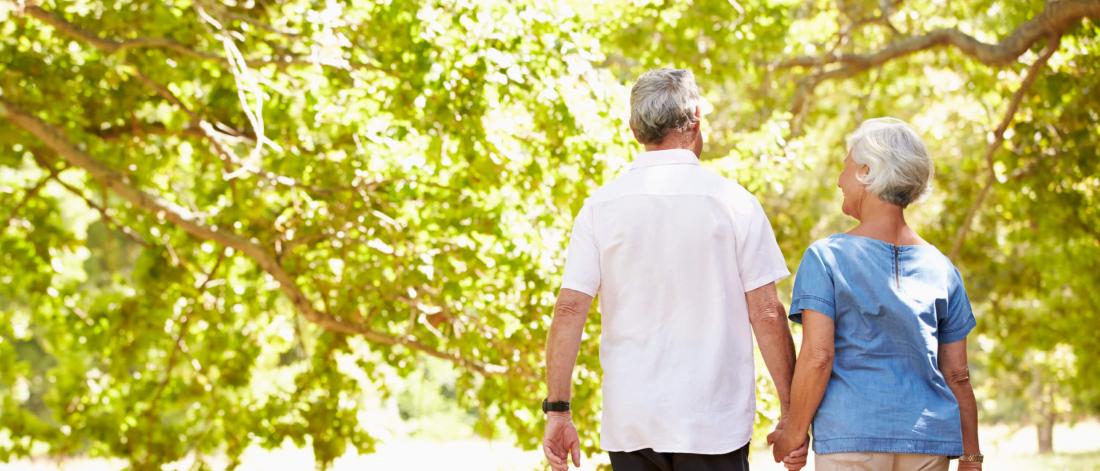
[803,234,862,256]
[802,233,954,265]
[797,235,851,267]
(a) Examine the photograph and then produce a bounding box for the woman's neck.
[849,199,926,246]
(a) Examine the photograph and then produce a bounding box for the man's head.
[629,68,703,155]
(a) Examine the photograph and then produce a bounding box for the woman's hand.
[780,440,809,470]
[768,424,808,465]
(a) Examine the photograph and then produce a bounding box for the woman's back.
[789,233,976,455]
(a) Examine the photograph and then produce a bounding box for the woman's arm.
[939,339,982,469]
[771,309,835,462]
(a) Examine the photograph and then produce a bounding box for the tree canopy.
[1,0,1097,467]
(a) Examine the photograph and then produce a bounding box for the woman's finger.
[787,444,809,458]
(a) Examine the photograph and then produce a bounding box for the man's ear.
[693,105,703,131]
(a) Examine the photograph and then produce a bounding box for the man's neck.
[643,135,698,156]
[640,129,702,157]
[644,143,693,152]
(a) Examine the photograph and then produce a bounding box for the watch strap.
[542,399,570,413]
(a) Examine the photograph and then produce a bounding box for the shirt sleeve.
[789,245,836,324]
[560,203,600,296]
[938,267,977,344]
[736,197,790,292]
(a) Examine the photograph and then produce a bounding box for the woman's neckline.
[833,232,933,248]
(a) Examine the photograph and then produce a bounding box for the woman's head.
[838,117,933,218]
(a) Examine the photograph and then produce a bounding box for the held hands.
[767,418,809,470]
[543,412,581,471]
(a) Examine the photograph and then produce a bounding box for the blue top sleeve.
[938,266,977,344]
[789,244,836,324]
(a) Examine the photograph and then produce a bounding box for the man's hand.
[542,412,581,471]
[768,426,808,467]
[781,441,809,470]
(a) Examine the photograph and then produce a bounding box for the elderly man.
[542,68,806,471]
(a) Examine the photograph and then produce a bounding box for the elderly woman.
[770,118,982,471]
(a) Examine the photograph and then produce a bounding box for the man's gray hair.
[846,117,934,208]
[630,68,701,144]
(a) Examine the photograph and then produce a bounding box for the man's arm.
[546,288,594,402]
[773,309,835,461]
[746,282,796,414]
[939,339,982,470]
[543,288,594,471]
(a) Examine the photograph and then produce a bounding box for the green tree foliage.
[1,0,1097,467]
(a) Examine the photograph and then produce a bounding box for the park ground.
[3,421,1098,470]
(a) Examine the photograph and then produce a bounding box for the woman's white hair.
[846,117,933,207]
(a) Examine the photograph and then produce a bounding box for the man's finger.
[766,431,776,445]
[543,444,564,467]
[570,442,581,467]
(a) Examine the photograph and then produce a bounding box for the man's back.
[561,149,789,453]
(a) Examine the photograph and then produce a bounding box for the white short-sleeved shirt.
[561,148,789,454]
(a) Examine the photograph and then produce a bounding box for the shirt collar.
[629,148,701,170]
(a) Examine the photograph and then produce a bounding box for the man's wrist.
[957,453,983,463]
[542,398,571,413]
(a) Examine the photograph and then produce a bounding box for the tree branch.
[948,35,1062,260]
[775,0,1098,70]
[23,5,397,75]
[24,5,318,69]
[780,0,1098,133]
[1,169,56,232]
[143,250,225,429]
[86,121,205,141]
[0,98,506,377]
[47,171,151,247]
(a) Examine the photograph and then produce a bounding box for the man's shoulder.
[704,172,760,214]
[584,165,758,206]
[585,174,632,203]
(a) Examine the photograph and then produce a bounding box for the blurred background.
[1,0,1098,469]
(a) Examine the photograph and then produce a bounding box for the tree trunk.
[1037,411,1055,454]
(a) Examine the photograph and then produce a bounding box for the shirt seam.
[793,294,835,307]
[939,318,977,335]
[743,270,790,292]
[560,279,598,297]
[815,437,960,443]
[937,316,981,330]
[629,162,701,170]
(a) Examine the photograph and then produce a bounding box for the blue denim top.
[789,233,976,456]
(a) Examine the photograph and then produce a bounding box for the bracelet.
[958,454,983,463]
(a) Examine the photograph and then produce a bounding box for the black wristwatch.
[542,399,570,413]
